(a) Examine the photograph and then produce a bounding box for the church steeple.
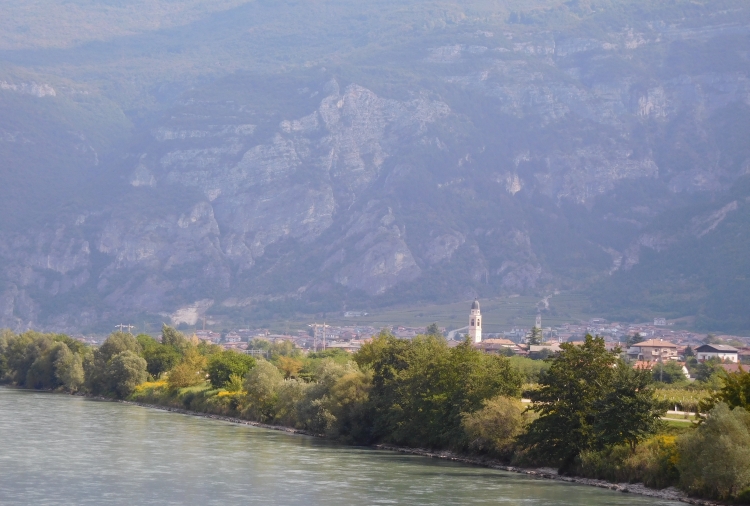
[469,299,482,343]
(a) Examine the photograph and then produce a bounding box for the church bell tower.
[469,299,482,343]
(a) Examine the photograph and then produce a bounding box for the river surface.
[0,387,683,505]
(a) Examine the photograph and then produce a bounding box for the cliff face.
[1,1,750,331]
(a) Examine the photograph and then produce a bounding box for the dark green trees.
[528,327,543,345]
[520,335,665,473]
[700,366,750,413]
[0,331,89,392]
[137,334,181,378]
[84,332,147,398]
[594,364,667,453]
[652,361,687,384]
[207,350,256,389]
[355,332,522,448]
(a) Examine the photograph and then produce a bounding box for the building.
[695,344,739,363]
[476,338,518,354]
[654,318,667,326]
[719,363,746,374]
[627,339,679,362]
[469,299,482,343]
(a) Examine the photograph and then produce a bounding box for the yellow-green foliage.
[577,436,680,489]
[167,348,207,389]
[462,395,527,457]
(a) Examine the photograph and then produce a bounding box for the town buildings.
[627,339,679,362]
[695,344,739,363]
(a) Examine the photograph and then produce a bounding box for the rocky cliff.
[1,0,749,332]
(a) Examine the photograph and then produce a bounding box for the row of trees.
[0,326,259,398]
[2,328,749,500]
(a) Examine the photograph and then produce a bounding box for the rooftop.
[633,339,678,348]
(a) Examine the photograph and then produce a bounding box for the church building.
[469,299,482,343]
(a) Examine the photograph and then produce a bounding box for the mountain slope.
[0,0,749,332]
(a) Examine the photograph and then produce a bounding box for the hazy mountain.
[1,0,749,332]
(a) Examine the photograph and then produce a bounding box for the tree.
[652,361,687,384]
[161,324,188,349]
[244,360,284,422]
[85,332,143,394]
[677,403,750,500]
[528,326,543,345]
[207,350,256,388]
[54,345,85,392]
[143,345,181,378]
[694,358,722,384]
[700,365,750,413]
[684,345,695,357]
[627,332,642,348]
[425,323,441,337]
[324,369,373,443]
[269,340,300,359]
[594,362,666,453]
[519,335,618,473]
[106,351,148,398]
[167,348,207,389]
[355,333,522,448]
[703,333,720,345]
[276,356,303,379]
[99,332,142,361]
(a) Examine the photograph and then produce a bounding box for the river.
[0,387,683,505]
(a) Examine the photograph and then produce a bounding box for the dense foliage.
[519,336,666,473]
[2,327,749,500]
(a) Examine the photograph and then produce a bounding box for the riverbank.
[120,397,720,506]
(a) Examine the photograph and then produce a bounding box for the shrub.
[167,348,207,389]
[677,403,750,500]
[577,435,679,489]
[462,395,526,458]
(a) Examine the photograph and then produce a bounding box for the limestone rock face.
[2,12,750,331]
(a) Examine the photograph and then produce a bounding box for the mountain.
[1,0,749,333]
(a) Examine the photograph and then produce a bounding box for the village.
[165,300,750,376]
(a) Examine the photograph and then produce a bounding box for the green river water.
[0,387,684,505]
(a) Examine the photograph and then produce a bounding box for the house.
[476,338,519,354]
[627,339,679,362]
[719,363,746,374]
[326,341,363,353]
[695,344,739,363]
[529,343,562,354]
[654,318,667,326]
[225,332,242,343]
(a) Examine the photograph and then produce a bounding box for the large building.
[695,344,739,363]
[469,299,482,343]
[627,339,679,362]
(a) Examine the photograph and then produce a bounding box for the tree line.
[1,328,749,501]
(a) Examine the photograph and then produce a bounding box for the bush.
[578,436,679,488]
[167,348,207,389]
[462,395,526,458]
[677,403,750,500]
